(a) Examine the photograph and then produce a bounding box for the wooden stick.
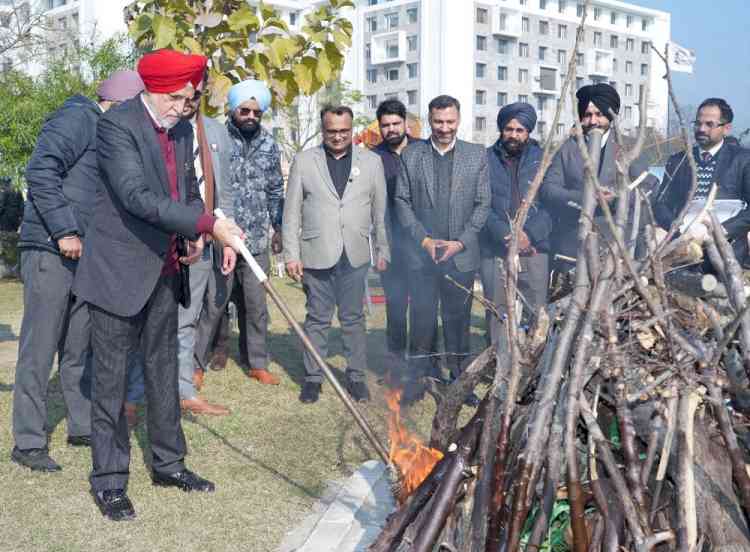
[675,390,701,552]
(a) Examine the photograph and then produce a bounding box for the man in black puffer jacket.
[11,71,144,473]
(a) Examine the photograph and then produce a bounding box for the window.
[522,17,529,32]
[537,121,546,136]
[519,0,527,5]
[366,16,377,32]
[497,92,508,106]
[497,65,508,80]
[407,90,417,105]
[476,35,487,51]
[496,38,508,54]
[610,11,618,25]
[626,14,633,28]
[537,96,547,111]
[576,52,584,65]
[518,68,529,83]
[593,7,601,20]
[558,49,566,64]
[641,18,649,31]
[475,90,487,105]
[289,11,298,25]
[538,46,547,61]
[407,8,418,24]
[519,94,529,103]
[539,20,549,35]
[498,13,508,31]
[386,39,399,58]
[407,35,418,51]
[639,84,644,101]
[624,105,633,121]
[366,69,377,83]
[558,0,566,13]
[626,38,634,51]
[577,3,584,17]
[557,123,565,136]
[612,58,618,72]
[476,7,488,24]
[367,95,377,109]
[640,63,648,76]
[625,61,633,74]
[365,43,371,60]
[558,24,567,39]
[407,62,418,78]
[641,41,650,54]
[474,117,487,131]
[593,32,602,47]
[368,0,377,5]
[385,12,399,30]
[625,83,633,96]
[540,67,556,90]
[386,68,399,80]
[539,0,547,8]
[385,93,398,100]
[519,42,529,57]
[610,35,618,48]
[476,63,486,78]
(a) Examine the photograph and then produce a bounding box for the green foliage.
[520,500,572,552]
[125,0,354,111]
[0,36,135,189]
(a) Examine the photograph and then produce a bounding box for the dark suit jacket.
[74,95,204,317]
[541,134,655,259]
[653,142,750,265]
[395,139,490,272]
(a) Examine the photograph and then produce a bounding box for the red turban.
[137,49,208,94]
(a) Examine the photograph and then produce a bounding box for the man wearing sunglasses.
[222,79,284,386]
[653,98,750,265]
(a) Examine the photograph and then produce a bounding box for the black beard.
[384,132,406,147]
[502,139,525,156]
[239,120,260,139]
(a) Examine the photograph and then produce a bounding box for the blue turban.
[227,79,272,112]
[497,102,538,132]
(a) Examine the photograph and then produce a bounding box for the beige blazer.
[282,145,390,270]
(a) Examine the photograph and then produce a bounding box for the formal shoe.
[66,435,92,447]
[152,468,215,493]
[464,392,481,408]
[346,380,370,403]
[299,382,321,404]
[180,396,230,416]
[192,368,205,392]
[11,447,61,472]
[247,368,280,385]
[95,489,136,521]
[124,402,138,429]
[210,350,228,371]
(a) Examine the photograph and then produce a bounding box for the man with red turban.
[73,49,244,521]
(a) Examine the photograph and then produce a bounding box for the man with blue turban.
[209,79,284,386]
[479,102,552,340]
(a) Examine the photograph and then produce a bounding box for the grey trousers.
[13,249,91,450]
[301,256,369,383]
[178,250,211,399]
[230,253,270,370]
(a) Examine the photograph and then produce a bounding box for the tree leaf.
[195,12,223,28]
[259,1,275,21]
[208,71,233,110]
[129,13,153,43]
[227,5,259,32]
[314,48,331,84]
[292,61,313,95]
[182,36,203,54]
[332,28,351,49]
[152,14,177,49]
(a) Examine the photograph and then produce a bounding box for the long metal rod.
[215,210,391,465]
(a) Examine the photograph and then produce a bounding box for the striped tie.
[194,142,205,198]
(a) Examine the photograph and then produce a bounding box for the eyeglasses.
[186,92,203,103]
[692,120,727,130]
[238,107,263,117]
[324,129,352,137]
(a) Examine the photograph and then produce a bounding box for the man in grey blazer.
[176,80,236,416]
[395,95,491,406]
[282,105,389,404]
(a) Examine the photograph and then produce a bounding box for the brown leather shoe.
[210,350,228,371]
[180,397,230,416]
[124,402,138,429]
[192,368,205,392]
[247,369,280,385]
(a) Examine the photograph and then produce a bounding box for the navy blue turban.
[576,83,621,120]
[497,102,538,132]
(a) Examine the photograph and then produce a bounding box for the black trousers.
[88,274,186,492]
[379,246,410,355]
[408,262,475,380]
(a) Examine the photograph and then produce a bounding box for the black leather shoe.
[67,435,92,447]
[347,380,370,403]
[464,392,481,408]
[11,447,61,472]
[299,382,321,404]
[152,469,215,492]
[95,489,136,521]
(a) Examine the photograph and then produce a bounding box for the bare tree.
[0,0,53,69]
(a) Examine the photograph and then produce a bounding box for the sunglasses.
[238,107,263,117]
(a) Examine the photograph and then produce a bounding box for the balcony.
[370,30,406,65]
[587,49,613,78]
[491,6,522,38]
[532,65,560,96]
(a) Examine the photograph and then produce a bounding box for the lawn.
[0,274,487,552]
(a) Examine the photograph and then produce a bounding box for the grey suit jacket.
[395,139,491,272]
[199,114,234,221]
[282,145,390,270]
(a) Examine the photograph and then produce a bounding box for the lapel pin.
[211,143,218,152]
[351,166,360,178]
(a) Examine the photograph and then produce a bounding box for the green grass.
[0,275,487,552]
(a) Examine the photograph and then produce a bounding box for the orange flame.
[385,389,444,504]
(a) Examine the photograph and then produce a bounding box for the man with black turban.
[541,83,655,264]
[480,103,552,341]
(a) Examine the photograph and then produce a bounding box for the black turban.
[576,83,621,120]
[497,102,538,132]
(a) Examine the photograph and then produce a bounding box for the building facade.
[340,0,671,143]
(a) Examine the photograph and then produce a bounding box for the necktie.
[702,151,712,164]
[193,140,205,199]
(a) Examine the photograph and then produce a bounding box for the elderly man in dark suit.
[653,98,750,266]
[541,83,655,265]
[73,50,243,521]
[395,95,491,405]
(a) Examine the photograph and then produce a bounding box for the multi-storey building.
[341,0,671,144]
